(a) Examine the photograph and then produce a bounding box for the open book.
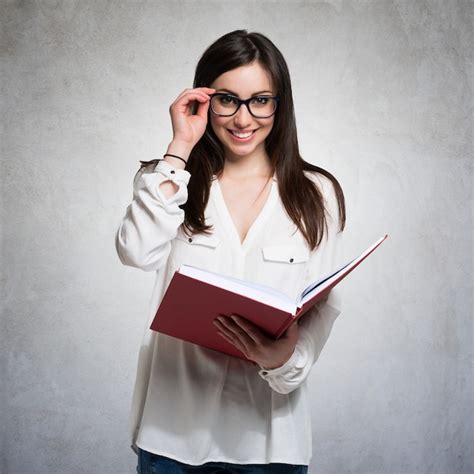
[150,235,388,359]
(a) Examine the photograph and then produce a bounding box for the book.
[150,235,388,359]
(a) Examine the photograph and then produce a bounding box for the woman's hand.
[213,315,299,370]
[169,87,216,149]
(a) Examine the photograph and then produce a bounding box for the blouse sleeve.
[115,160,191,272]
[258,174,344,394]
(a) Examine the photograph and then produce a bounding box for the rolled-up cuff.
[257,346,301,379]
[135,159,191,209]
[154,159,191,185]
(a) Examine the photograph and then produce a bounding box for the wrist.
[163,154,187,169]
[166,139,193,161]
[262,356,291,371]
[259,349,298,375]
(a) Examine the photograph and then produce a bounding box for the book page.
[179,265,297,314]
[299,259,354,300]
[298,235,388,306]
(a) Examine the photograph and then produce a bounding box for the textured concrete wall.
[1,1,472,473]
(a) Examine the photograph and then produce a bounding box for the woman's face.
[209,62,276,162]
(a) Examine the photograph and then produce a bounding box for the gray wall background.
[1,1,472,473]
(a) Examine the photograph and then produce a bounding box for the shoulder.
[303,169,342,230]
[303,169,338,202]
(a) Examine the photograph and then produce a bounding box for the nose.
[233,103,253,128]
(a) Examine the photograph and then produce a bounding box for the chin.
[226,144,263,158]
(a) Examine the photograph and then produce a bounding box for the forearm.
[258,289,342,394]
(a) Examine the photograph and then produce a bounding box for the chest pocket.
[177,232,220,248]
[260,244,310,299]
[170,230,221,272]
[262,245,310,264]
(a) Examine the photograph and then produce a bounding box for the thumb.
[194,96,211,121]
[284,322,299,339]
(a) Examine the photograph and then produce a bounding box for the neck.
[222,149,273,180]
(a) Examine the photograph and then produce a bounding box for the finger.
[214,318,240,342]
[230,315,266,345]
[194,97,211,120]
[170,99,208,122]
[214,320,249,356]
[172,92,210,111]
[174,88,213,103]
[177,86,215,94]
[172,87,215,110]
[283,322,299,339]
[175,87,207,99]
[196,87,216,93]
[215,326,248,356]
[215,317,254,354]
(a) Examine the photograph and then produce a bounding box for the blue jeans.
[137,448,308,474]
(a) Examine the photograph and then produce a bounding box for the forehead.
[210,62,274,96]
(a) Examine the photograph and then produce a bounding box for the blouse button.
[170,170,175,174]
[188,238,193,243]
[289,258,294,263]
[261,370,269,376]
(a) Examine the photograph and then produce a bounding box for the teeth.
[231,130,254,138]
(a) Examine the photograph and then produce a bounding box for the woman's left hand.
[213,315,299,370]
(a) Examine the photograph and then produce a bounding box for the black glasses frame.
[209,93,280,118]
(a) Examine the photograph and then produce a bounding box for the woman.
[116,29,345,474]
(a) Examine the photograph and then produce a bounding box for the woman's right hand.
[169,87,216,149]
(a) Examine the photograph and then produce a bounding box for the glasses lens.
[211,95,239,116]
[248,96,277,117]
[211,94,278,117]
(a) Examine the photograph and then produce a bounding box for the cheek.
[261,118,275,136]
[210,116,227,135]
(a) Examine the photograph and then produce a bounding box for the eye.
[218,94,238,105]
[251,96,270,105]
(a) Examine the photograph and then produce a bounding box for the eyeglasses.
[209,93,279,118]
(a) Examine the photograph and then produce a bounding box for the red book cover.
[150,235,388,359]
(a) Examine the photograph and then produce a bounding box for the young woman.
[116,29,345,474]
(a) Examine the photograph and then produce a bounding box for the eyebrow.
[215,88,274,96]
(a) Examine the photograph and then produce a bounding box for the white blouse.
[115,159,344,466]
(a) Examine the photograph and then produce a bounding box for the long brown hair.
[141,30,345,250]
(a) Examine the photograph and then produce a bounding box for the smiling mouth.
[227,129,258,139]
